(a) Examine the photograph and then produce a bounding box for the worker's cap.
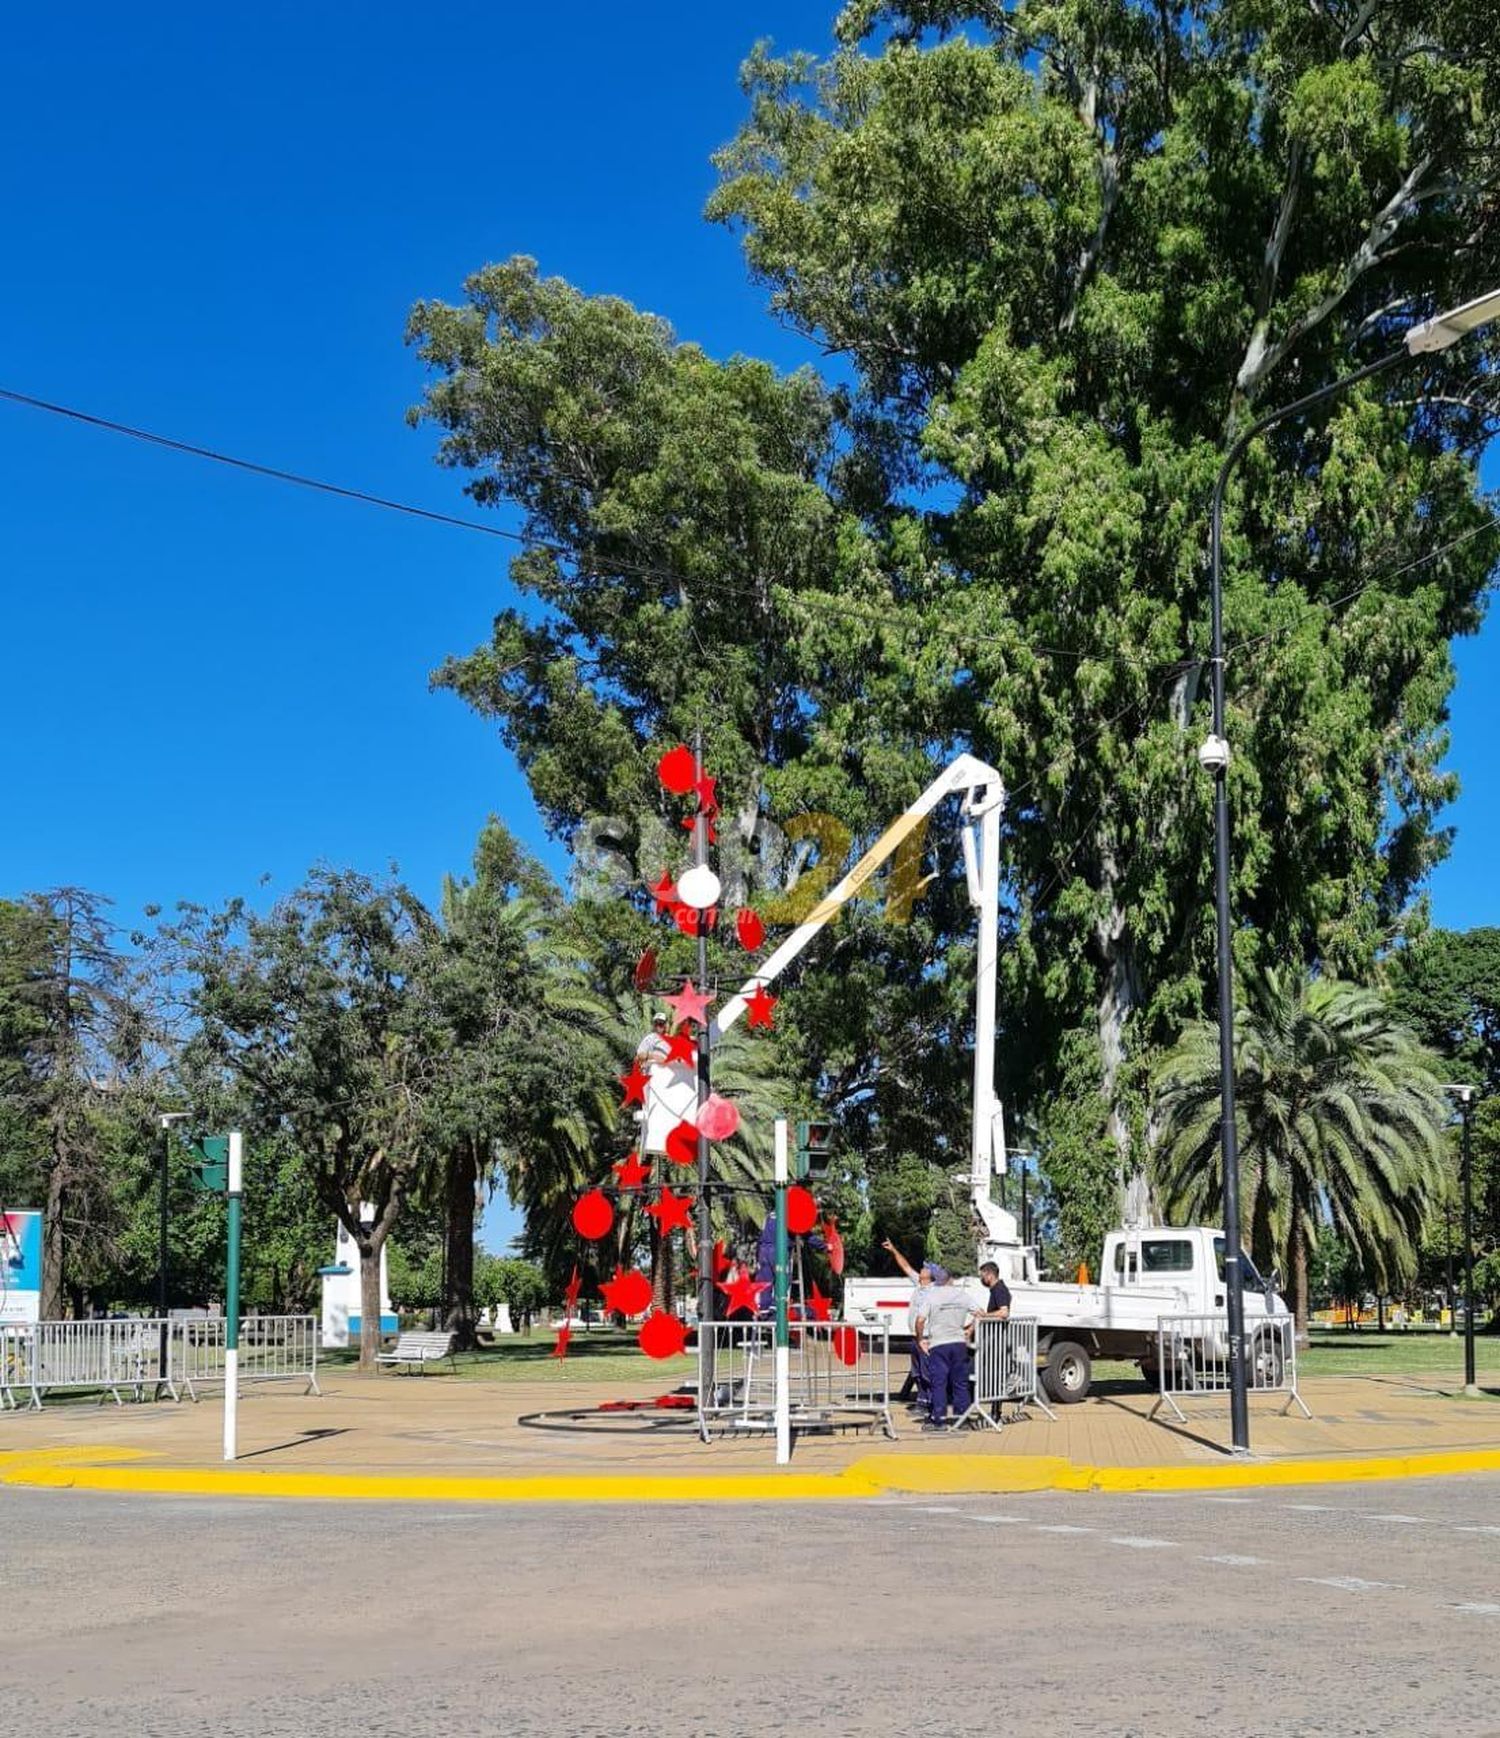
[652,1013,668,1026]
[927,1264,950,1284]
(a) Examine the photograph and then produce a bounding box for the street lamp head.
[158,1110,191,1128]
[1405,287,1500,356]
[1442,1082,1476,1106]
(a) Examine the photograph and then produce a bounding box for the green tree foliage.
[1152,964,1450,1327]
[0,892,156,1315]
[408,2,1498,1253]
[477,1254,548,1331]
[167,870,445,1367]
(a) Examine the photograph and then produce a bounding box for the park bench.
[374,1330,456,1374]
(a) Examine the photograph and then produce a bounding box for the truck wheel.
[1247,1330,1285,1390]
[1043,1339,1092,1403]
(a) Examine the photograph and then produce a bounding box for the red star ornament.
[600,1265,654,1318]
[572,1190,615,1241]
[619,1064,651,1107]
[664,1119,699,1167]
[646,1187,694,1235]
[745,984,777,1029]
[673,902,704,938]
[613,1151,651,1189]
[648,872,677,916]
[638,1310,691,1359]
[712,1240,732,1280]
[663,1028,697,1066]
[680,814,718,844]
[717,1271,770,1315]
[563,1265,583,1314]
[664,979,712,1027]
[657,744,697,796]
[694,774,719,816]
[807,1282,833,1323]
[552,1325,572,1360]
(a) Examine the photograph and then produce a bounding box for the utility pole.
[774,1117,790,1466]
[693,732,715,1345]
[224,1131,244,1461]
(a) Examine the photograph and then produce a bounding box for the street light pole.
[1444,1085,1481,1396]
[1205,286,1500,1454]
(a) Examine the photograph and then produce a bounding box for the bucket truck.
[713,752,1289,1404]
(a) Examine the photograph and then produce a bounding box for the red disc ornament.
[697,1094,740,1142]
[832,1325,860,1367]
[632,946,658,991]
[664,1119,699,1167]
[735,907,766,951]
[823,1215,846,1275]
[600,1266,654,1318]
[657,745,697,796]
[785,1184,818,1235]
[638,1309,691,1359]
[571,1189,614,1241]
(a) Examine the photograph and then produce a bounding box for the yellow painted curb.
[0,1456,880,1504]
[4,1444,1500,1503]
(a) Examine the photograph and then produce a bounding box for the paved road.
[4,1475,1500,1736]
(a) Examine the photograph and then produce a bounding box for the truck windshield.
[1212,1237,1266,1291]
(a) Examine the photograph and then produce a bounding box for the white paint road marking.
[1109,1537,1179,1550]
[1204,1554,1270,1567]
[1455,1525,1500,1537]
[1285,1503,1335,1513]
[971,1515,1026,1525]
[1452,1603,1500,1617]
[1202,1496,1258,1505]
[1034,1524,1094,1535]
[1363,1513,1429,1524]
[1298,1576,1403,1594]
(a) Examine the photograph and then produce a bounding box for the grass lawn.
[323,1323,1500,1392]
[325,1329,695,1386]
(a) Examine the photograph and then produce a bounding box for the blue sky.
[3,7,1495,1251]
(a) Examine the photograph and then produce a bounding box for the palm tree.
[1151,963,1450,1332]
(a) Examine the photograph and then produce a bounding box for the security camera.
[1197,734,1230,774]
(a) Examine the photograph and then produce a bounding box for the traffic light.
[794,1119,834,1179]
[187,1134,229,1193]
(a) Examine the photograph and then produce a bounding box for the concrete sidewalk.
[2,1365,1498,1499]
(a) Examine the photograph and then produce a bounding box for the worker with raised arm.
[883,1238,936,1414]
[915,1264,974,1430]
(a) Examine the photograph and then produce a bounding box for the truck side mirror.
[1268,1267,1284,1299]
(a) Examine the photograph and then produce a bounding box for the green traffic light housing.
[794,1118,834,1179]
[188,1133,230,1193]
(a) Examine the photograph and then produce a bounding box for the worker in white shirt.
[883,1238,936,1414]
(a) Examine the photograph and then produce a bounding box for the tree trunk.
[650,1221,674,1313]
[1289,1227,1310,1346]
[443,1139,479,1351]
[1095,883,1144,1222]
[357,1240,384,1370]
[41,1156,65,1319]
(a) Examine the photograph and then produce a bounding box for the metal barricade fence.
[955,1317,1055,1431]
[170,1315,320,1401]
[697,1321,776,1439]
[792,1321,895,1438]
[1,1324,37,1410]
[0,1318,173,1410]
[1149,1312,1311,1423]
[696,1319,895,1443]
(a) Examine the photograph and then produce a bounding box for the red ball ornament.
[697,1094,740,1141]
[832,1325,860,1367]
[664,1119,699,1167]
[785,1184,818,1235]
[657,745,697,796]
[571,1189,614,1241]
[600,1265,654,1318]
[638,1309,691,1359]
[736,907,766,951]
